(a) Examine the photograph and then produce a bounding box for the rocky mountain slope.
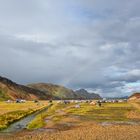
[0,76,51,100]
[0,76,102,100]
[28,83,78,99]
[75,89,102,99]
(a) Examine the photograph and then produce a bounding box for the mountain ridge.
[75,89,102,99]
[0,76,102,100]
[27,83,78,99]
[0,76,51,100]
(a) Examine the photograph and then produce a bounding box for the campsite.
[0,99,140,140]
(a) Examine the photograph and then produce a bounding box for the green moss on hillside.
[0,89,9,101]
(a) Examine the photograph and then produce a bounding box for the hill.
[0,76,51,101]
[0,76,102,100]
[128,93,140,101]
[27,83,78,99]
[75,89,102,99]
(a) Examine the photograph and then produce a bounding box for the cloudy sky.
[0,0,140,97]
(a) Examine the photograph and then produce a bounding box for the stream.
[0,104,52,133]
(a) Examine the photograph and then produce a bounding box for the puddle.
[100,121,140,126]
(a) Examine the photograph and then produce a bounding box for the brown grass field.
[0,101,140,140]
[7,122,140,140]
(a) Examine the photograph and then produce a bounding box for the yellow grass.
[0,101,48,115]
[27,102,73,129]
[0,101,48,130]
[2,122,140,140]
[1,101,140,140]
[24,101,140,133]
[65,102,136,122]
[27,102,140,130]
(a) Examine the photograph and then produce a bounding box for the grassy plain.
[12,122,140,140]
[0,101,48,130]
[1,101,140,140]
[27,102,74,129]
[27,102,137,130]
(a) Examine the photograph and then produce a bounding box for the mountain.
[27,83,78,99]
[0,76,51,101]
[105,96,128,99]
[75,89,102,99]
[0,76,102,100]
[128,93,140,101]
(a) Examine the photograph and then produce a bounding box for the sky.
[0,0,140,97]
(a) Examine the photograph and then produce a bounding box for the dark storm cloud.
[0,0,140,97]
